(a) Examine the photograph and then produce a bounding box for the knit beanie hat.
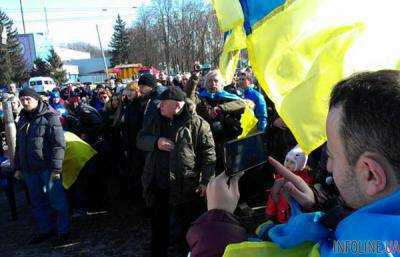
[138,73,157,88]
[159,86,187,102]
[19,88,41,101]
[284,145,308,171]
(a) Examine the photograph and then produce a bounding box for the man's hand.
[206,172,243,214]
[196,184,207,197]
[14,170,22,180]
[268,157,315,210]
[157,137,175,152]
[51,172,61,180]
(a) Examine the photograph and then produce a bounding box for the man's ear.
[356,153,388,196]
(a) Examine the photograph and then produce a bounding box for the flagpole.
[19,0,26,33]
[96,24,109,79]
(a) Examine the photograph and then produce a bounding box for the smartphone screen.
[224,132,267,177]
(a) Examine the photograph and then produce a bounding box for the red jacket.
[266,168,315,223]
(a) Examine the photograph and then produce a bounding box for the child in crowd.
[266,145,315,223]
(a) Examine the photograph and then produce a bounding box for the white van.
[29,77,56,92]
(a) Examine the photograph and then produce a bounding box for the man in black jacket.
[66,96,103,146]
[138,73,167,127]
[14,88,69,246]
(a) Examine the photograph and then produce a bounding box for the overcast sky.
[2,0,191,48]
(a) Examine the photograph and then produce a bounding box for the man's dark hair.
[329,70,400,182]
[239,70,253,82]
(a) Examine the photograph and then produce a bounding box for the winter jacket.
[197,90,246,143]
[142,84,167,128]
[118,98,146,174]
[266,168,316,223]
[243,86,268,132]
[90,96,105,112]
[70,103,103,136]
[187,209,247,257]
[187,188,400,257]
[14,101,66,174]
[137,103,216,206]
[50,102,68,117]
[121,98,145,153]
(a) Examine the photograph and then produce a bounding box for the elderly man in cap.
[137,86,216,257]
[14,88,69,247]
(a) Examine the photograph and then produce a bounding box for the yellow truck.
[109,63,142,81]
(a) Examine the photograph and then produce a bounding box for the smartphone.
[223,132,268,177]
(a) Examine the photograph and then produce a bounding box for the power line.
[6,10,135,15]
[3,6,138,13]
[11,13,137,24]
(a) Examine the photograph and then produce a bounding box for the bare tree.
[124,0,222,73]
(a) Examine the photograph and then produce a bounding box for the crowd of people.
[1,67,399,257]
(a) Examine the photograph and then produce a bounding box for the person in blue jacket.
[49,91,68,127]
[49,91,67,117]
[238,70,268,132]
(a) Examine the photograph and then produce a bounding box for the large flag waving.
[219,25,246,84]
[212,0,400,154]
[211,0,244,32]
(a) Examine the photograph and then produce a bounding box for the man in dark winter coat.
[66,96,103,146]
[137,86,216,257]
[14,88,69,246]
[120,86,146,204]
[138,73,167,127]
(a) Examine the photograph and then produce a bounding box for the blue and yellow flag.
[246,0,400,153]
[213,0,400,154]
[219,25,246,84]
[211,0,244,32]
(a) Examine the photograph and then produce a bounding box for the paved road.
[0,187,155,257]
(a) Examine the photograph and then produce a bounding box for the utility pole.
[19,0,26,33]
[3,101,16,169]
[3,99,18,221]
[96,24,109,79]
[44,7,50,36]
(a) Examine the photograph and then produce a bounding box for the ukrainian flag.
[219,25,246,84]
[211,0,244,32]
[213,0,400,154]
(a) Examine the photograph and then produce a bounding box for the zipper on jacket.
[24,122,31,171]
